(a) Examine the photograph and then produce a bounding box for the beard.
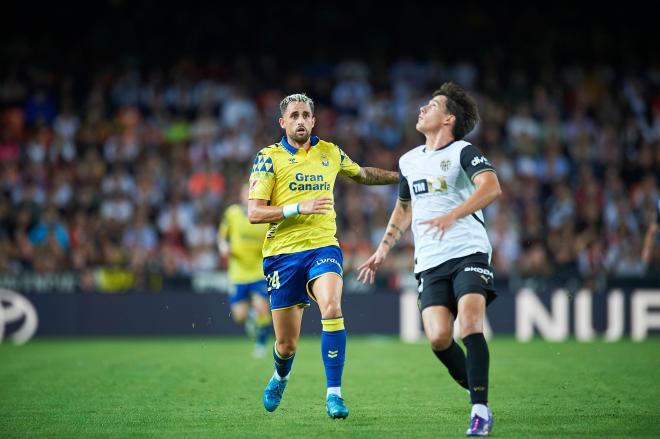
[290,128,310,144]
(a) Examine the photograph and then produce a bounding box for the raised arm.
[248,197,334,224]
[357,198,412,284]
[348,167,399,185]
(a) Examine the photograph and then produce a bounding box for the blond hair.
[279,93,314,115]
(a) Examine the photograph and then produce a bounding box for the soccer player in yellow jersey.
[248,93,398,419]
[218,184,271,358]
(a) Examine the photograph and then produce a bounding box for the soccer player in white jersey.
[358,82,502,436]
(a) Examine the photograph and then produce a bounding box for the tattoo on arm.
[351,167,399,185]
[386,230,401,245]
[380,199,411,249]
[383,224,404,248]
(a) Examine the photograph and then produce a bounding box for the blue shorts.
[229,279,269,306]
[263,245,343,310]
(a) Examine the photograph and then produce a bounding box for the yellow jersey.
[217,204,268,284]
[248,136,361,257]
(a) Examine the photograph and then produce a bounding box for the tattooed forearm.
[378,198,412,252]
[351,167,399,185]
[382,222,404,249]
[386,229,402,246]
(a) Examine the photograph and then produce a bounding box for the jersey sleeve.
[398,168,411,201]
[248,149,276,200]
[338,147,361,177]
[460,144,496,181]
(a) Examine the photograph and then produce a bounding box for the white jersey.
[398,140,495,273]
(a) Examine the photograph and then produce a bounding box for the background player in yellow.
[218,183,271,358]
[248,93,398,419]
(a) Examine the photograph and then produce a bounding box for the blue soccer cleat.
[326,394,349,419]
[263,376,288,412]
[465,407,493,436]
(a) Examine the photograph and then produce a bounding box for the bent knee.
[459,314,483,337]
[320,303,342,319]
[276,339,297,357]
[428,332,454,351]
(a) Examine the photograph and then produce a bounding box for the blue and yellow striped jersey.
[248,136,361,257]
[217,204,268,284]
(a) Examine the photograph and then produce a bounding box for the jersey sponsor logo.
[440,159,451,172]
[412,178,448,195]
[412,179,428,194]
[471,156,491,167]
[289,173,331,191]
[289,183,331,191]
[295,173,324,182]
[316,257,339,266]
[464,266,494,277]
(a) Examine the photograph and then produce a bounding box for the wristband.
[282,203,300,218]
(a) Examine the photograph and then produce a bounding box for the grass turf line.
[1,337,659,438]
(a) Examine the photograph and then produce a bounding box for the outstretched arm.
[357,198,412,284]
[248,197,334,224]
[348,167,399,185]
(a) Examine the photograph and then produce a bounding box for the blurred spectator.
[185,210,218,272]
[28,204,70,251]
[0,55,657,288]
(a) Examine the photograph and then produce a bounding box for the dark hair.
[432,82,479,139]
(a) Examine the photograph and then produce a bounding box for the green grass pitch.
[1,337,659,438]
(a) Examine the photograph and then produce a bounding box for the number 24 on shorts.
[267,271,280,291]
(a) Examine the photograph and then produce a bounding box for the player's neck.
[286,136,311,151]
[424,131,455,151]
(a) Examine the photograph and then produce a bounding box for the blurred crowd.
[1,57,659,287]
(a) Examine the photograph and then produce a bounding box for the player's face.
[416,95,452,134]
[279,101,315,145]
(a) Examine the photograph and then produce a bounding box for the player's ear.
[279,117,286,129]
[311,115,315,129]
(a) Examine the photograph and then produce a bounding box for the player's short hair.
[279,93,314,116]
[432,82,479,139]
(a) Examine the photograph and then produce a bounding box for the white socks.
[471,404,489,420]
[327,387,341,397]
[273,371,290,381]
